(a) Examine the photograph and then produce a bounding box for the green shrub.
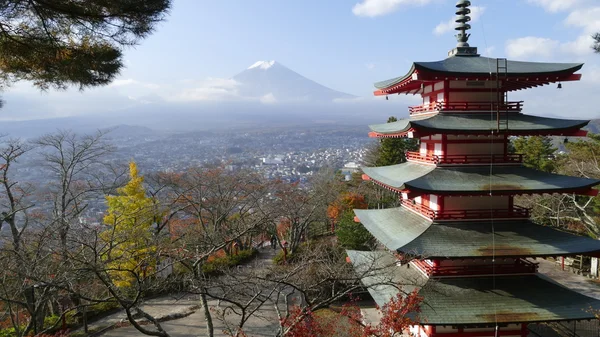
[272,249,297,265]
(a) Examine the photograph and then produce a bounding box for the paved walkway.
[89,253,600,336]
[536,257,600,300]
[93,243,281,336]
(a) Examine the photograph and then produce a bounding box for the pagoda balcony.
[401,199,530,220]
[408,101,523,116]
[412,258,539,277]
[406,151,524,165]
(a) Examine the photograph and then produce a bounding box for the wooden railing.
[405,151,440,164]
[408,101,523,116]
[412,258,538,277]
[401,200,530,220]
[401,200,436,218]
[405,151,523,165]
[434,206,530,220]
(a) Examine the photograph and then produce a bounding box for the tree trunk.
[200,291,214,337]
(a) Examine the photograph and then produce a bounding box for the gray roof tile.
[347,250,600,325]
[362,163,600,195]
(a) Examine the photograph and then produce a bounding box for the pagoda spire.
[448,0,479,57]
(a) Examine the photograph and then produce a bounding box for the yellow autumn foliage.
[102,161,157,288]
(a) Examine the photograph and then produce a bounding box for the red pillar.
[433,259,440,274]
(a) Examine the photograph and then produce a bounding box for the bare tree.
[34,130,117,253]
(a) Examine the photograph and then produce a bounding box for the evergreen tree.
[0,0,171,90]
[335,210,374,250]
[375,117,419,166]
[593,32,600,54]
[512,136,557,172]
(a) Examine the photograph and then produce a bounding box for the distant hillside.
[102,124,157,139]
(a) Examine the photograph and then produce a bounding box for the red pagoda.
[347,1,600,336]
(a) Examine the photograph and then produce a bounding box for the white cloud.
[365,63,376,70]
[433,6,485,36]
[564,7,600,33]
[352,0,433,17]
[528,0,579,13]
[506,34,594,59]
[109,78,160,90]
[260,93,277,104]
[561,34,595,55]
[170,78,240,102]
[506,4,600,59]
[505,36,560,59]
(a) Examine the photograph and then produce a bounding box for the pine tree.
[0,0,171,90]
[512,136,557,172]
[375,117,419,167]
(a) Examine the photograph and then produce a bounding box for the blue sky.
[2,0,600,120]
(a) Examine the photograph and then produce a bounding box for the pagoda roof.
[374,56,583,94]
[362,163,600,195]
[368,113,589,137]
[354,207,600,258]
[347,250,600,325]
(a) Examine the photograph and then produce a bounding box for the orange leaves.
[281,290,421,337]
[366,290,422,337]
[327,192,368,223]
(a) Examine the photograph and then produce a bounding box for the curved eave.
[413,58,583,78]
[363,163,600,196]
[374,57,583,95]
[374,63,417,91]
[362,163,435,191]
[347,251,600,325]
[354,207,432,254]
[368,114,590,138]
[356,208,600,259]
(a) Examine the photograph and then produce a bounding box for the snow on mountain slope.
[232,61,356,102]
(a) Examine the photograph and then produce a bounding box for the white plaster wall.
[430,195,439,210]
[447,135,504,141]
[434,143,443,156]
[440,258,517,267]
[423,95,430,105]
[433,81,445,91]
[420,142,427,155]
[449,80,499,89]
[444,196,509,210]
[446,143,504,156]
[449,91,498,102]
[429,324,522,337]
[437,92,444,102]
[463,324,523,337]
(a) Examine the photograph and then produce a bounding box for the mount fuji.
[231,61,357,103]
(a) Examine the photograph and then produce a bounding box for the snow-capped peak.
[248,60,276,70]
